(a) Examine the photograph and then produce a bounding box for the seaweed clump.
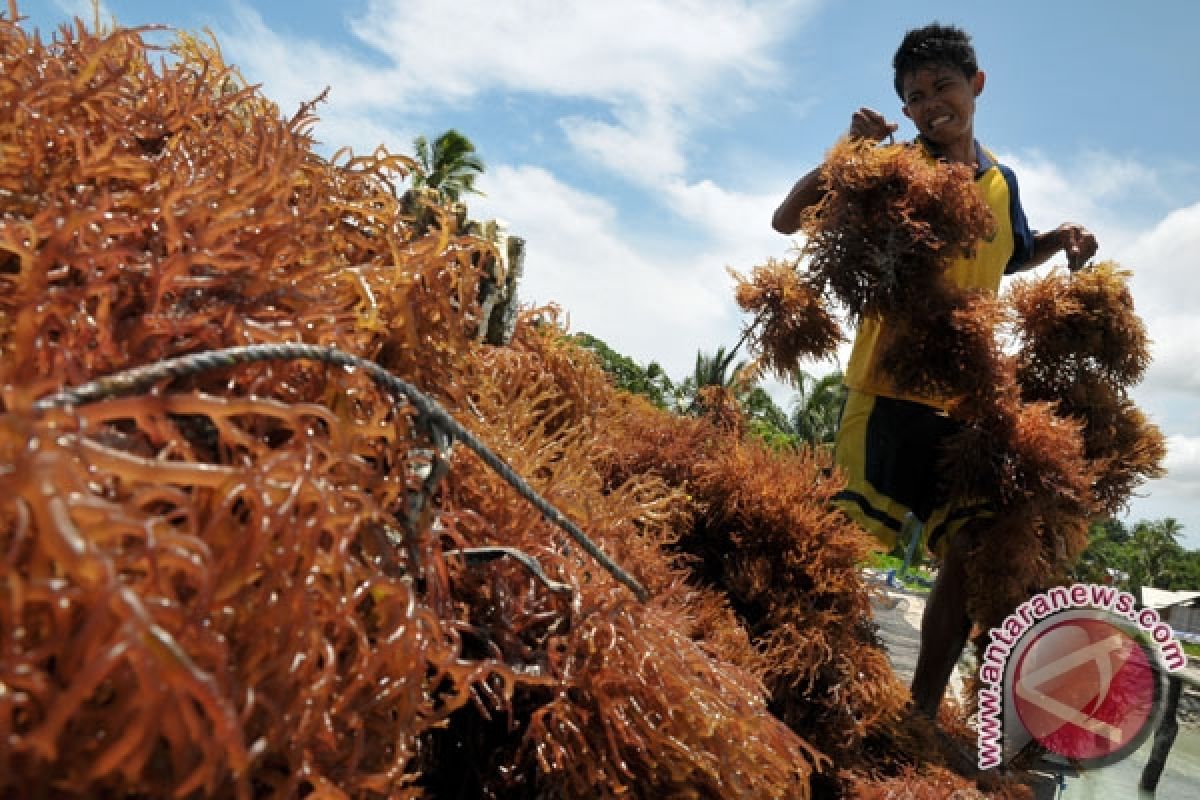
[802,138,995,324]
[1009,262,1164,516]
[731,258,843,377]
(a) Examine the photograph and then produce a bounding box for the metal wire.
[447,546,574,599]
[33,343,649,601]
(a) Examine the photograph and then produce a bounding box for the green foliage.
[865,552,935,588]
[692,344,743,387]
[746,417,799,451]
[571,338,844,454]
[743,386,791,432]
[789,368,845,448]
[571,332,674,408]
[412,128,485,202]
[1073,517,1130,585]
[1127,518,1189,592]
[1074,516,1200,593]
[680,348,797,446]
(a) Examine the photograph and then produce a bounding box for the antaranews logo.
[976,583,1186,770]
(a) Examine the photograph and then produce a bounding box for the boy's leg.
[911,528,972,718]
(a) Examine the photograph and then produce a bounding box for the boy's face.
[900,64,985,147]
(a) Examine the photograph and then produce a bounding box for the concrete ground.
[865,573,1061,799]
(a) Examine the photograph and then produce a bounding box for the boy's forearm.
[771,167,824,234]
[1026,223,1098,271]
[1025,230,1063,269]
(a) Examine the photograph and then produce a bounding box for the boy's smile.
[900,65,985,163]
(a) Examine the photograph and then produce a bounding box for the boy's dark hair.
[892,23,978,98]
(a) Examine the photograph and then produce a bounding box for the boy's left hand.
[1057,223,1098,271]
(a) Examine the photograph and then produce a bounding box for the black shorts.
[832,389,989,554]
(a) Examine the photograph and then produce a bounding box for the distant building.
[1142,587,1200,642]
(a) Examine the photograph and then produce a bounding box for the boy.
[771,24,1097,725]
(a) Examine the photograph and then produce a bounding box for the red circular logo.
[1010,614,1162,765]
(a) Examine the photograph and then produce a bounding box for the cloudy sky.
[33,0,1200,546]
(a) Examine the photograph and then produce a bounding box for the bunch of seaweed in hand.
[802,138,995,324]
[733,138,1000,401]
[946,264,1165,632]
[1009,262,1165,516]
[730,258,843,377]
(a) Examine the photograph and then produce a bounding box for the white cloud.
[1138,314,1200,395]
[307,117,414,163]
[1113,203,1200,409]
[1110,204,1200,542]
[218,5,398,114]
[998,150,1163,256]
[560,107,687,186]
[470,165,736,376]
[1115,202,1200,317]
[662,178,783,248]
[1077,151,1163,202]
[347,0,791,105]
[1125,434,1200,548]
[218,0,813,197]
[1163,435,1200,490]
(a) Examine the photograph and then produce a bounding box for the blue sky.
[30,0,1200,548]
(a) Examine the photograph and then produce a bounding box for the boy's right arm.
[771,108,898,235]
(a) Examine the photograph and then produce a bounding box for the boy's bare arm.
[771,167,824,234]
[772,108,898,235]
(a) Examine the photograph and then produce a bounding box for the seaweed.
[802,138,995,325]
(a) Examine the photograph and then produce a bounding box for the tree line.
[570,332,844,451]
[1074,516,1200,595]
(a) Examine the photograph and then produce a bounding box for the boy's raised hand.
[1056,223,1099,271]
[849,107,899,143]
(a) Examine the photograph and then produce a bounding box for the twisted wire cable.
[33,343,650,601]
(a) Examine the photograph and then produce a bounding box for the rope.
[33,343,649,602]
[448,547,575,599]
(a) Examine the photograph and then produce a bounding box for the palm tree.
[1074,517,1132,586]
[1128,518,1186,593]
[743,386,793,433]
[678,347,796,443]
[677,346,748,413]
[693,345,744,390]
[789,368,846,447]
[412,129,486,202]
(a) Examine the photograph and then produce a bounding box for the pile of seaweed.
[0,14,1027,800]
